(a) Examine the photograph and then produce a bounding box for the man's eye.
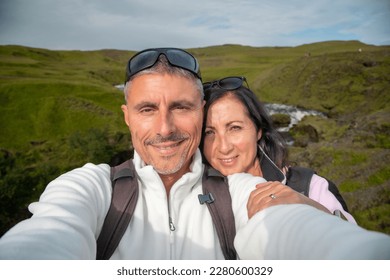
[139,107,154,114]
[173,105,190,111]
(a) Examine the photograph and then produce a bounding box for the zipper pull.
[169,217,176,231]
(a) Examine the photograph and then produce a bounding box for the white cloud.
[0,0,389,50]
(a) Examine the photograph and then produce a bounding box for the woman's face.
[203,94,262,176]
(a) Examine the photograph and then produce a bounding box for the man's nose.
[156,111,175,137]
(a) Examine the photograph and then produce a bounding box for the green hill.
[0,41,389,236]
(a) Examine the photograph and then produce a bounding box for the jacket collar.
[259,148,286,183]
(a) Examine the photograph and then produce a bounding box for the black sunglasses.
[125,48,201,83]
[203,76,249,92]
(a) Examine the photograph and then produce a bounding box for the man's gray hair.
[123,55,204,102]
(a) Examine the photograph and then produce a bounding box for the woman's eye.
[230,125,242,131]
[204,130,214,136]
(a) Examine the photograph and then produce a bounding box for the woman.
[201,76,355,222]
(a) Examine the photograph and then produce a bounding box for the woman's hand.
[247,181,331,219]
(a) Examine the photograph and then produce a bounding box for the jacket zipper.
[169,217,176,231]
[168,199,175,259]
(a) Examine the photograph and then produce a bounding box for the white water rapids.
[265,103,326,132]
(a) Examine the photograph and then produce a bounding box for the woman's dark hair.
[201,86,289,169]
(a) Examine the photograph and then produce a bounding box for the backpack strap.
[96,161,237,260]
[286,166,349,212]
[198,165,237,260]
[286,166,315,196]
[96,160,139,260]
[323,178,349,212]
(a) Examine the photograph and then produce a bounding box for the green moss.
[374,134,390,149]
[353,204,390,234]
[339,180,365,192]
[271,113,291,127]
[367,167,390,186]
[314,146,367,167]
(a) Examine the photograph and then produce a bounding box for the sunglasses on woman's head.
[203,76,250,92]
[125,48,202,83]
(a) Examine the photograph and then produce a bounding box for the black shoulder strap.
[96,160,139,260]
[286,166,349,212]
[327,179,349,212]
[286,166,315,196]
[198,165,237,260]
[97,161,237,260]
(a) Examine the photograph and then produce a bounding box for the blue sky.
[0,0,389,51]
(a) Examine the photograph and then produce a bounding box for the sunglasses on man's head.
[125,48,202,83]
[203,76,249,92]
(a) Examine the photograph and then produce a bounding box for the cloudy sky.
[0,0,389,51]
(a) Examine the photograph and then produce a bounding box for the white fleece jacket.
[228,173,390,259]
[0,150,389,259]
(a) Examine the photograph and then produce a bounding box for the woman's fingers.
[247,181,285,218]
[248,181,332,219]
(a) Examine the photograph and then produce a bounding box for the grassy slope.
[0,41,389,235]
[0,46,131,148]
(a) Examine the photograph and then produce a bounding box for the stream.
[265,103,326,132]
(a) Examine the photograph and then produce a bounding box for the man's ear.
[201,99,206,111]
[121,104,130,127]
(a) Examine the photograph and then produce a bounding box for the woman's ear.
[257,129,262,141]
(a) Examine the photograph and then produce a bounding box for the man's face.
[122,73,204,175]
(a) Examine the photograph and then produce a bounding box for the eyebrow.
[169,99,198,109]
[133,101,158,111]
[133,99,198,111]
[206,120,245,129]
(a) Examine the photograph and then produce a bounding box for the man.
[0,48,389,259]
[0,48,227,259]
[121,48,204,196]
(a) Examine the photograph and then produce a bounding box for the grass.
[0,81,125,148]
[0,41,390,235]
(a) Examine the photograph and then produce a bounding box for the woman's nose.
[216,134,233,154]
